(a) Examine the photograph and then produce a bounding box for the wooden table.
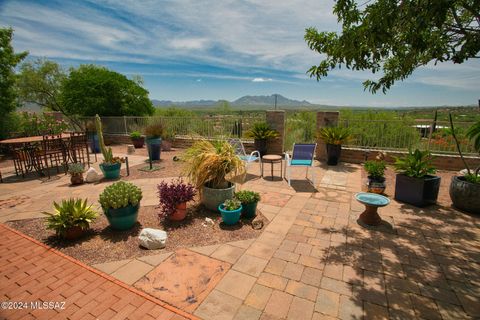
[0,133,71,145]
[262,154,283,180]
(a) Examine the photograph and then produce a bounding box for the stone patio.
[1,149,479,319]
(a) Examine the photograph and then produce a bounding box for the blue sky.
[1,0,479,107]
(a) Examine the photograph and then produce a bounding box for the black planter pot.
[254,139,268,156]
[449,176,480,214]
[394,174,441,207]
[131,137,145,148]
[326,144,342,165]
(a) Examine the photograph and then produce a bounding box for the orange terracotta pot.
[169,202,187,221]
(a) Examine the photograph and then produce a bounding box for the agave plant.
[43,198,97,238]
[182,140,245,189]
[317,126,351,145]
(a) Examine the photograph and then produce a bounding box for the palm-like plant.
[182,140,245,189]
[246,122,279,140]
[43,198,97,238]
[317,126,351,145]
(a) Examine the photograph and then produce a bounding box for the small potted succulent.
[68,163,85,185]
[235,190,261,219]
[245,122,279,156]
[364,160,387,194]
[145,121,164,160]
[95,114,123,179]
[218,198,242,225]
[157,179,196,221]
[393,149,440,207]
[317,126,351,165]
[130,131,145,149]
[43,198,97,240]
[99,181,143,230]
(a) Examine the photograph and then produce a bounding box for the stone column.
[266,110,285,155]
[316,111,339,160]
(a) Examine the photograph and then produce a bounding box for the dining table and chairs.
[0,132,91,179]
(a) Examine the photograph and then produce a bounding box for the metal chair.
[69,132,90,166]
[284,143,317,186]
[39,135,68,177]
[228,138,262,173]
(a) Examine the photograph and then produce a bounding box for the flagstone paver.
[2,156,480,319]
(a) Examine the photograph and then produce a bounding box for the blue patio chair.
[284,143,317,186]
[228,138,262,172]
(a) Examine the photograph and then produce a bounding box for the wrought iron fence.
[81,115,265,139]
[340,119,477,155]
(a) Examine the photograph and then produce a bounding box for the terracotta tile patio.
[1,150,480,319]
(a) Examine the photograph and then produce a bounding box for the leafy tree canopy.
[61,64,155,116]
[0,27,28,115]
[17,58,67,113]
[305,0,480,93]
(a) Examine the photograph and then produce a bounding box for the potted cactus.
[43,198,97,240]
[218,198,242,225]
[68,163,85,185]
[95,114,123,179]
[99,181,143,230]
[235,190,260,219]
[130,131,145,149]
[157,179,196,221]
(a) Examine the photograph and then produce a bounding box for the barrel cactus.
[99,181,143,209]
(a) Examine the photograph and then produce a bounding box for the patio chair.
[38,134,68,177]
[284,143,317,186]
[69,132,90,166]
[228,138,262,172]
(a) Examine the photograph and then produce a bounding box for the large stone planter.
[450,176,480,214]
[202,184,235,212]
[394,174,440,207]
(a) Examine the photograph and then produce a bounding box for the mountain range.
[152,94,315,108]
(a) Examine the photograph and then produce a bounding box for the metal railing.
[340,119,477,155]
[81,115,265,139]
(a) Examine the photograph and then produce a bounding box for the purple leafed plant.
[157,179,196,217]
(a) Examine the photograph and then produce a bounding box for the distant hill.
[152,94,315,109]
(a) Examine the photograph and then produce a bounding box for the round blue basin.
[355,192,390,207]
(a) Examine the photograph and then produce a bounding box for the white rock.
[202,217,215,227]
[139,228,167,250]
[85,167,100,183]
[459,169,469,175]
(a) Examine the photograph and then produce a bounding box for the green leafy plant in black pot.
[246,122,279,156]
[364,159,386,194]
[393,149,440,207]
[235,190,261,219]
[317,126,351,165]
[448,115,480,214]
[43,198,97,240]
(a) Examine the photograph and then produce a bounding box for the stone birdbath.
[355,192,390,226]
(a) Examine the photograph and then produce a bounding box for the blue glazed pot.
[146,137,162,160]
[90,134,100,153]
[104,204,140,230]
[100,162,121,180]
[218,204,243,225]
[241,202,258,219]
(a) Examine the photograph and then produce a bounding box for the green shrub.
[393,149,436,178]
[99,181,143,209]
[43,198,97,237]
[364,160,386,179]
[234,190,260,204]
[130,131,142,139]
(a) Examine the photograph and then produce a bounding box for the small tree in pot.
[317,126,351,165]
[130,131,145,148]
[43,198,97,240]
[99,181,143,230]
[157,179,196,221]
[246,122,279,156]
[448,115,480,214]
[393,149,440,207]
[183,140,245,211]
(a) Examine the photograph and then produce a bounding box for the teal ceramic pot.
[104,204,140,230]
[241,202,258,219]
[218,204,242,225]
[146,137,162,160]
[99,162,121,180]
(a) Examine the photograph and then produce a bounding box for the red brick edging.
[0,223,200,320]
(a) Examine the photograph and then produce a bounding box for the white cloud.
[169,38,210,50]
[252,77,273,82]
